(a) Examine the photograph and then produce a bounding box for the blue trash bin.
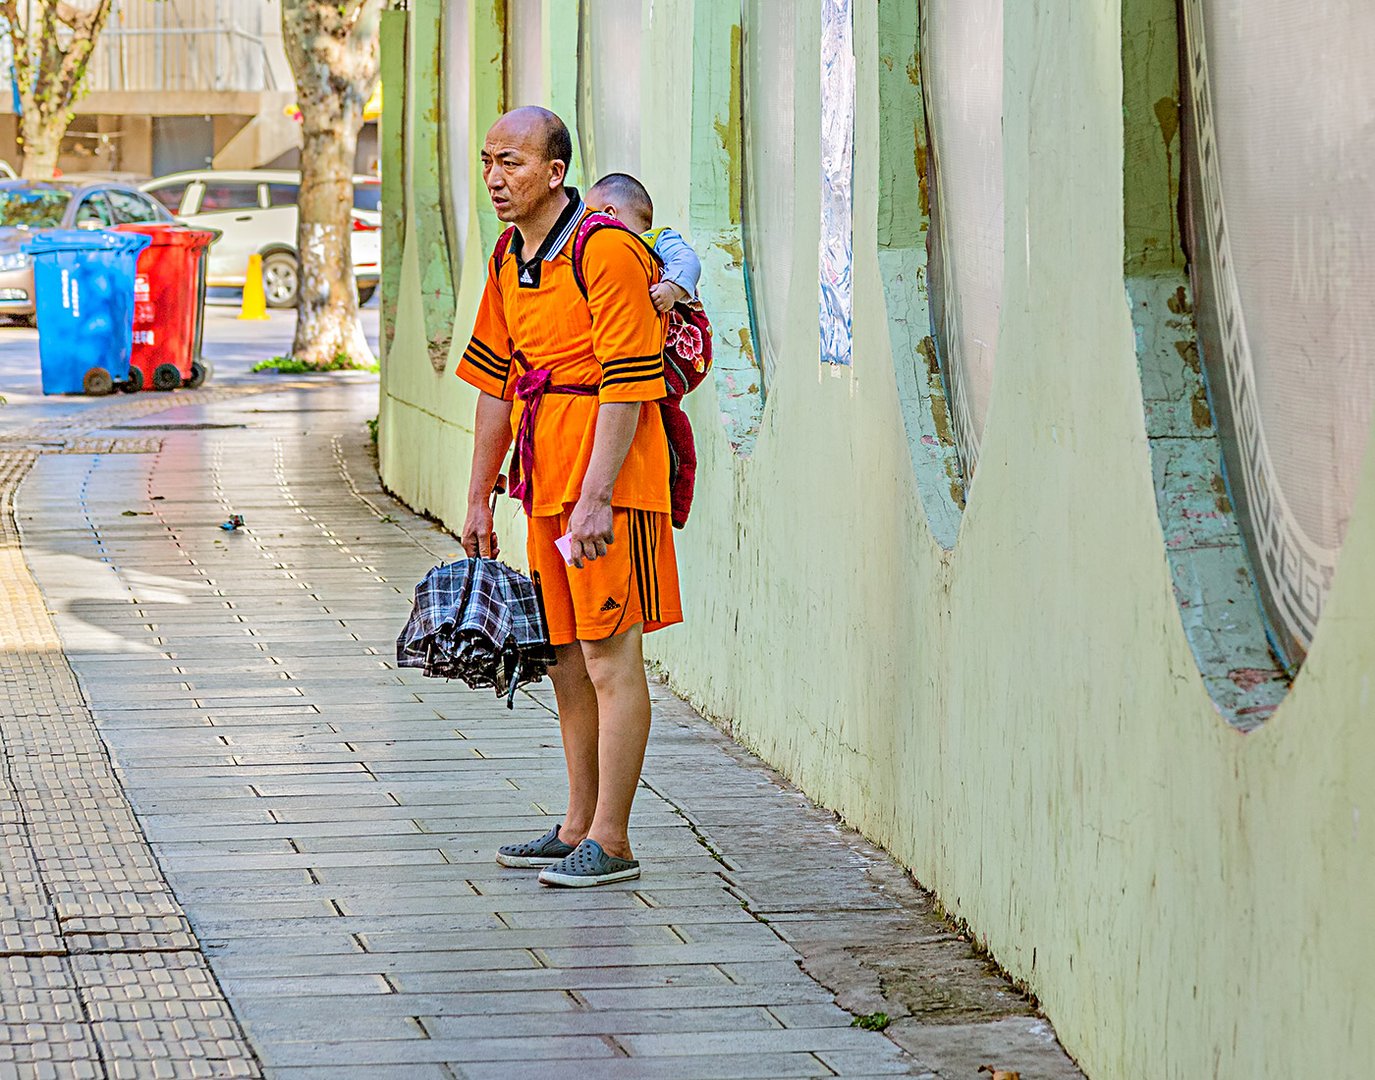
[27,230,152,395]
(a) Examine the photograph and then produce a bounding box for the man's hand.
[567,494,614,568]
[649,280,690,313]
[462,501,500,559]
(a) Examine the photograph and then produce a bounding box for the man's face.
[480,118,565,222]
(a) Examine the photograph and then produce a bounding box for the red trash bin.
[114,224,216,392]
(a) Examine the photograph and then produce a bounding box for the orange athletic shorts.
[527,508,682,646]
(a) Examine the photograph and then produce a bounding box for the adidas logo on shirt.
[599,597,622,612]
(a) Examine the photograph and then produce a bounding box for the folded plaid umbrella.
[397,556,556,708]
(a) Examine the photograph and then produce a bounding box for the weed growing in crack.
[852,1012,890,1031]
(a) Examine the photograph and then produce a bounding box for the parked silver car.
[142,169,381,308]
[0,179,173,322]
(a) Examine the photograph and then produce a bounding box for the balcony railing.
[85,24,283,94]
[0,0,289,97]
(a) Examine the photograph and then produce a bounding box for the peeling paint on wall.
[379,7,408,359]
[411,0,457,372]
[879,0,963,547]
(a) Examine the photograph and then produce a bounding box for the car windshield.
[0,189,71,229]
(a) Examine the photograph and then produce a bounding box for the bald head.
[481,107,574,226]
[490,106,572,171]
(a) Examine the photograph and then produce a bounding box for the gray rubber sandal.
[537,839,641,887]
[495,824,575,868]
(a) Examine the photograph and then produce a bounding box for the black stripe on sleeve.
[467,337,510,370]
[464,348,507,381]
[601,361,663,382]
[601,353,663,374]
[600,371,667,390]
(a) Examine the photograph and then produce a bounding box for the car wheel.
[152,364,181,392]
[262,252,300,309]
[121,367,144,394]
[186,359,210,389]
[82,367,113,396]
[356,283,377,305]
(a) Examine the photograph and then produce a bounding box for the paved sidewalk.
[0,446,260,1076]
[4,379,1084,1079]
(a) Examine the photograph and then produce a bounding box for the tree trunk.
[282,0,383,369]
[19,114,64,180]
[0,0,117,181]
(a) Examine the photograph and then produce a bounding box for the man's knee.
[581,626,645,695]
[548,642,592,692]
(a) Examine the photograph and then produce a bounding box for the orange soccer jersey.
[455,192,670,517]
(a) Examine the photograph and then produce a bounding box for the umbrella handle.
[488,476,506,516]
[472,476,507,561]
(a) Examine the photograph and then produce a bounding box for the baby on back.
[585,173,701,314]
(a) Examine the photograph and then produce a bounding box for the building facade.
[378,2,1375,1077]
[0,0,377,178]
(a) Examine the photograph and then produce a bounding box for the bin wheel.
[152,363,181,392]
[185,359,210,390]
[82,367,114,396]
[357,283,377,305]
[262,252,300,308]
[121,367,144,394]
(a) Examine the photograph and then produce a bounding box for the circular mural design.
[1181,0,1375,661]
[923,0,1004,481]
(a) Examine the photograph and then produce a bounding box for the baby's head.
[586,173,654,234]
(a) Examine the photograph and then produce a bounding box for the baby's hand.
[650,281,689,313]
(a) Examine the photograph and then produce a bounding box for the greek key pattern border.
[1182,0,1333,650]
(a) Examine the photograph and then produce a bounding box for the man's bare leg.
[580,625,651,861]
[547,642,599,847]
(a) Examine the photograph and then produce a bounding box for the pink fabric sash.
[508,352,598,516]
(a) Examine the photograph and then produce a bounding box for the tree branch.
[0,0,27,92]
[50,0,113,116]
[342,0,369,36]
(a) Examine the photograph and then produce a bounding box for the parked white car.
[141,169,381,308]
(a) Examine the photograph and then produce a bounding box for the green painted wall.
[379,3,1375,1077]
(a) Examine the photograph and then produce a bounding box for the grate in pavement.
[52,439,164,455]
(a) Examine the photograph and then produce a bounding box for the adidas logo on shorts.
[599,597,621,612]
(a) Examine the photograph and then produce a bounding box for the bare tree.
[1,0,116,179]
[281,0,382,368]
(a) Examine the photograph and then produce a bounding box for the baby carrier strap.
[570,212,662,299]
[492,225,517,273]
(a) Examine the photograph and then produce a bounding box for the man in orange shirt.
[456,107,681,887]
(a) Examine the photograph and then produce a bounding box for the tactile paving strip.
[0,449,262,1078]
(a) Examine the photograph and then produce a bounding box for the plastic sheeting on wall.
[818,0,855,371]
[1182,0,1375,660]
